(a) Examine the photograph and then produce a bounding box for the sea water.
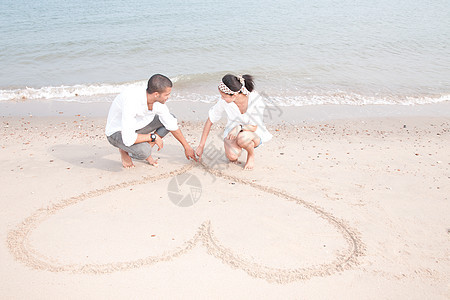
[1,0,449,106]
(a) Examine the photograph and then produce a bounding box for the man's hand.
[170,129,198,162]
[195,145,204,161]
[185,146,198,161]
[149,134,164,151]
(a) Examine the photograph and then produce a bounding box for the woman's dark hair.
[222,74,255,94]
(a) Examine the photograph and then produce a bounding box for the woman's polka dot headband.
[218,75,250,95]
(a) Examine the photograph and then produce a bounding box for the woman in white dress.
[196,74,272,170]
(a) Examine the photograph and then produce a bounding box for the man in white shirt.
[105,74,197,168]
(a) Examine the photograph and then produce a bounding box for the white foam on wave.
[1,81,449,106]
[0,75,189,102]
[0,81,147,102]
[266,93,450,106]
[169,91,450,106]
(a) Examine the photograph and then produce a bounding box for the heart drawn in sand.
[7,163,364,284]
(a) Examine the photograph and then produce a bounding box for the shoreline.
[1,100,450,123]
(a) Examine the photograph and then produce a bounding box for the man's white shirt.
[105,87,178,146]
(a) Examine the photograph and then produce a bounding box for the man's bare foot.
[244,154,255,170]
[119,149,135,168]
[146,155,159,167]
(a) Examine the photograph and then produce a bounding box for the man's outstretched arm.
[171,129,198,161]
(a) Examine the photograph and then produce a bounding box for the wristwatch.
[150,133,156,142]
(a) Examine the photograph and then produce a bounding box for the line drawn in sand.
[7,162,365,284]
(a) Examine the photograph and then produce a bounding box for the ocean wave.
[168,91,450,106]
[1,80,449,106]
[262,92,450,106]
[0,73,218,102]
[0,81,147,102]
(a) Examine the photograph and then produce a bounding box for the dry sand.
[0,103,449,299]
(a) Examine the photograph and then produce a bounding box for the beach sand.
[0,102,449,299]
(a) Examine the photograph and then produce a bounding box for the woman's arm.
[195,118,213,159]
[226,124,257,140]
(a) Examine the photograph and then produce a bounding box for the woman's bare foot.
[244,153,255,170]
[119,149,135,168]
[146,155,159,167]
[229,159,242,165]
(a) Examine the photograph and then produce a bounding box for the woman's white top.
[208,91,273,143]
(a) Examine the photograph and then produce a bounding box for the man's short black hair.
[146,74,173,94]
